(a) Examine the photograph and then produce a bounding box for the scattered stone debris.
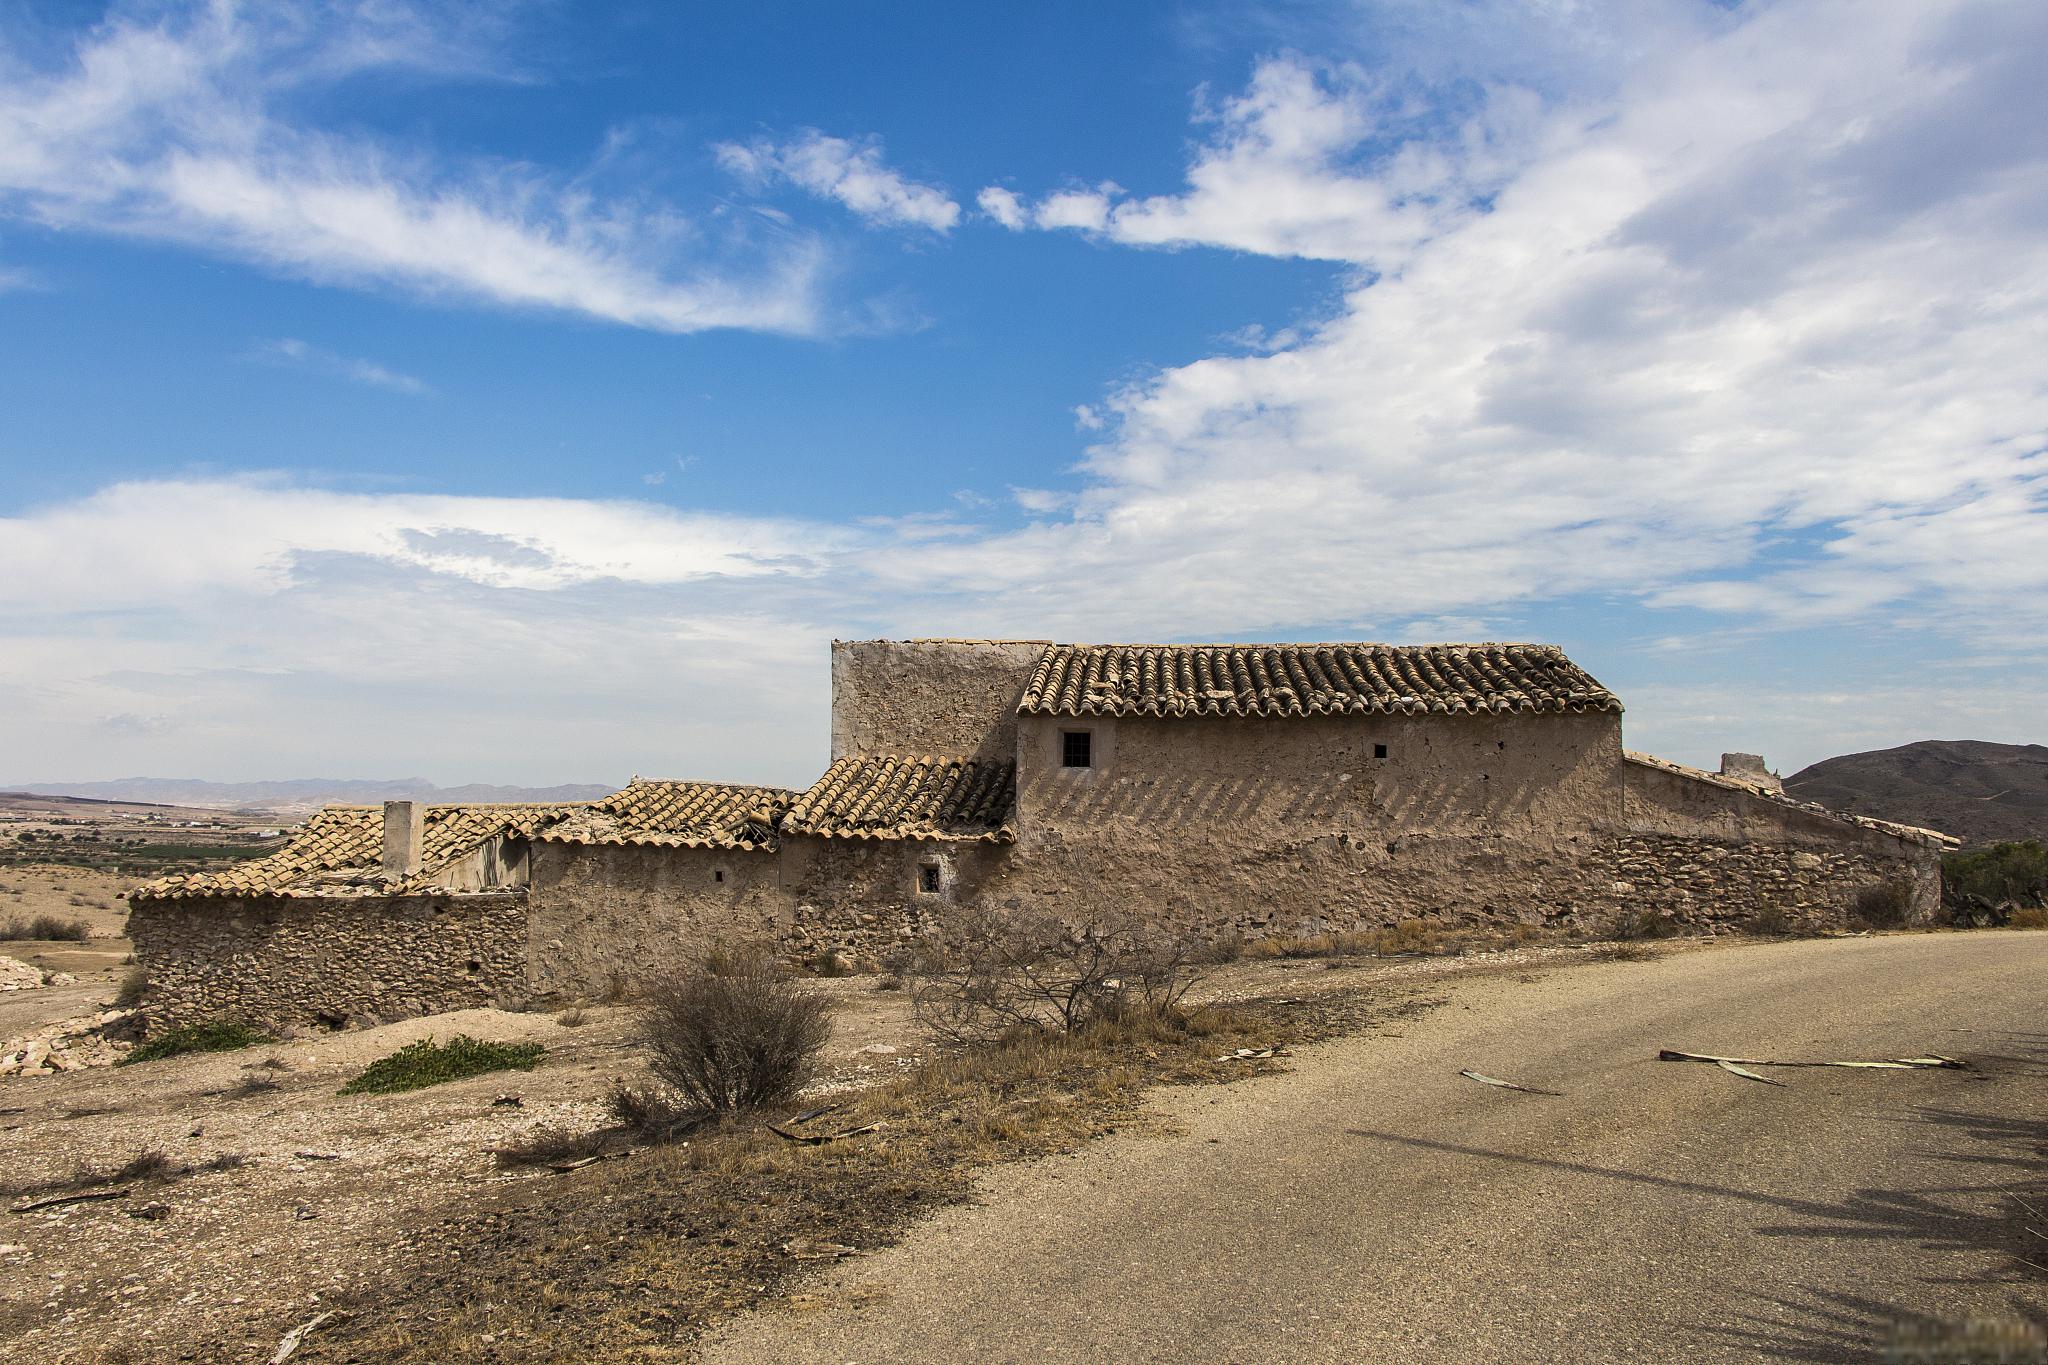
[0,1007,138,1075]
[0,956,47,992]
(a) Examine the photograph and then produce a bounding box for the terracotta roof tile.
[1018,643,1621,719]
[533,780,797,851]
[782,755,1015,842]
[130,803,580,902]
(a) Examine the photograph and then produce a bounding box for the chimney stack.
[382,800,423,876]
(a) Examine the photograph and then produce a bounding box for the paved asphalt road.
[701,934,2048,1364]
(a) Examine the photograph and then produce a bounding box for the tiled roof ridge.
[130,800,581,902]
[1018,642,1620,719]
[1622,751,1957,847]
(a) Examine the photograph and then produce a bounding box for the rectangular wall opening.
[1062,730,1093,768]
[918,863,941,894]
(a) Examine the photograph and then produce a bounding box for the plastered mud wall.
[1004,710,1628,937]
[525,835,1010,999]
[128,892,527,1032]
[830,639,1044,761]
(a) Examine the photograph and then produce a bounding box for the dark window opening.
[1062,730,1093,768]
[464,958,482,974]
[1373,743,1388,759]
[714,869,725,883]
[918,863,942,894]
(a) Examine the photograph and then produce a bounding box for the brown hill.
[1784,740,2048,847]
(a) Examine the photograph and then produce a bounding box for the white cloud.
[976,185,1026,229]
[944,1,2048,650]
[716,130,959,232]
[7,1,2048,784]
[249,337,429,394]
[0,3,825,334]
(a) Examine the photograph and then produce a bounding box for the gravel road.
[701,933,2048,1363]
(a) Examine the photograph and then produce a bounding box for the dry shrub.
[1609,907,1683,941]
[2010,907,2048,930]
[492,1127,615,1169]
[1850,880,1914,930]
[638,948,832,1114]
[554,1005,587,1028]
[1748,904,1793,937]
[906,902,1202,1045]
[114,964,148,1008]
[0,913,90,942]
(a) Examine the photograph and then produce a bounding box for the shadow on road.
[1347,1082,2047,1362]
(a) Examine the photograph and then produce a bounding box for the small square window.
[1062,730,1093,768]
[714,869,725,883]
[1373,743,1388,759]
[918,863,941,894]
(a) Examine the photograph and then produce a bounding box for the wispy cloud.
[0,2,826,334]
[248,338,429,395]
[717,130,960,232]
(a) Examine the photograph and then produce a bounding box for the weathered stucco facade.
[126,638,1952,1030]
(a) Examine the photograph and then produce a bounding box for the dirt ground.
[0,934,1665,1364]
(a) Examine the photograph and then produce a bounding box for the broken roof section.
[131,803,580,901]
[1017,643,1622,719]
[782,755,1016,842]
[531,780,797,851]
[1622,752,1957,848]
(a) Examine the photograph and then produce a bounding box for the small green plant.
[120,1018,273,1065]
[1943,840,2048,917]
[339,1035,545,1096]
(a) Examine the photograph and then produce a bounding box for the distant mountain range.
[0,777,616,816]
[1785,741,2048,847]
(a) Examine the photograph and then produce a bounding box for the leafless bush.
[492,1127,614,1169]
[605,1083,700,1141]
[554,1005,587,1028]
[636,948,831,1114]
[1609,907,1683,941]
[114,964,148,1008]
[907,902,1203,1046]
[1851,880,1914,930]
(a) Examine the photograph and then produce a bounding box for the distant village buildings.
[127,639,1952,1031]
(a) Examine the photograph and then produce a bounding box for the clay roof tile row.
[781,755,1016,843]
[1017,643,1622,719]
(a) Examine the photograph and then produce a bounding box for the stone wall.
[830,639,1045,761]
[1003,709,1627,937]
[524,834,1009,1000]
[128,892,527,1032]
[1606,834,1917,931]
[1621,757,1942,920]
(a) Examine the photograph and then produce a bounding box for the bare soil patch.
[0,941,1692,1363]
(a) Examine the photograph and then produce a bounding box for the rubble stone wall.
[1621,758,1943,922]
[524,835,1009,1000]
[128,892,527,1032]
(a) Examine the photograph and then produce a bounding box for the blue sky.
[1,0,2044,788]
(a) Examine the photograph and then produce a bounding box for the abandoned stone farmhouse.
[127,639,1953,1029]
